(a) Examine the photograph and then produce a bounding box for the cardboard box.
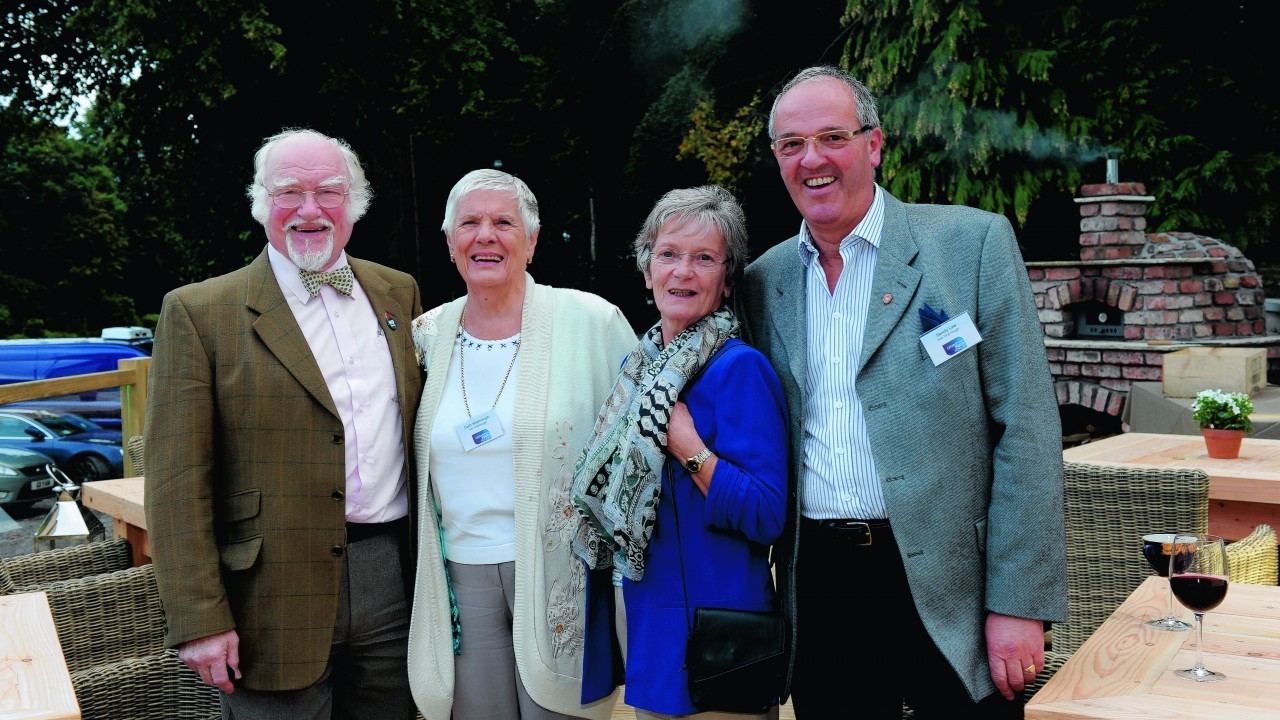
[1162,347,1267,398]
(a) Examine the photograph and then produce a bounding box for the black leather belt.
[800,517,891,547]
[346,516,409,544]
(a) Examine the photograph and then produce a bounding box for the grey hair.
[633,185,748,286]
[247,128,372,224]
[441,169,541,236]
[767,65,880,140]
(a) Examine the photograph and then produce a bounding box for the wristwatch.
[684,448,713,474]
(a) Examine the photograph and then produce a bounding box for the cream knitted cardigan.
[406,275,636,720]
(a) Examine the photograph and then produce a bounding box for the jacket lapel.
[860,193,922,372]
[771,246,809,390]
[244,250,339,418]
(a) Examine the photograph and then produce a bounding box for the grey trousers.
[447,560,574,720]
[220,531,415,720]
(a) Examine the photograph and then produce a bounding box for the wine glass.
[1169,534,1230,682]
[1141,533,1192,631]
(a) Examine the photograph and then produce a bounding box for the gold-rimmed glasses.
[267,188,349,209]
[770,125,874,157]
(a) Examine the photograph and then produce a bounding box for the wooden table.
[1064,432,1280,542]
[0,592,81,719]
[1025,575,1280,719]
[80,478,148,567]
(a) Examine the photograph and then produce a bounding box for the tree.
[0,110,132,335]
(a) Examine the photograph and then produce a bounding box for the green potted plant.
[1191,389,1255,459]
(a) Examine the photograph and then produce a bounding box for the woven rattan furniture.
[125,433,146,477]
[1226,523,1278,585]
[38,562,222,718]
[70,649,219,720]
[0,537,132,594]
[1024,461,1209,699]
[41,563,167,673]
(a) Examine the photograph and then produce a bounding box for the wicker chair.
[1226,524,1278,585]
[0,537,132,594]
[126,434,146,477]
[70,650,219,720]
[38,561,222,718]
[1024,461,1209,699]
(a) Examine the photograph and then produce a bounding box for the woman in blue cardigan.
[572,185,789,719]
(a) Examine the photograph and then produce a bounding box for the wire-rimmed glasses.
[268,188,349,209]
[652,250,728,273]
[770,125,875,157]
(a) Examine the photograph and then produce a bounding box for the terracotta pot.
[1201,427,1245,459]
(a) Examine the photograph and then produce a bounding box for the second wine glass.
[1169,533,1230,682]
[1141,533,1191,631]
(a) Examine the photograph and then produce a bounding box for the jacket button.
[331,545,344,557]
[331,490,344,501]
[332,434,343,444]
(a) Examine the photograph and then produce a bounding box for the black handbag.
[670,461,786,714]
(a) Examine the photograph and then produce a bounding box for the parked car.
[0,409,124,483]
[0,445,58,508]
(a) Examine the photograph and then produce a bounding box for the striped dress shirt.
[799,185,887,520]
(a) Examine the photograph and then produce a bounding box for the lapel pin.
[882,293,893,304]
[385,312,397,330]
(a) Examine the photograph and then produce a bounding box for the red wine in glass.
[1141,533,1191,631]
[1170,534,1230,683]
[1169,574,1228,612]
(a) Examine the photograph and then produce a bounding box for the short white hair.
[441,169,540,236]
[247,128,372,224]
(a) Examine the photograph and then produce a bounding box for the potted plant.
[1191,389,1255,459]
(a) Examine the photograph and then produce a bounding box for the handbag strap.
[668,458,696,637]
[668,341,732,638]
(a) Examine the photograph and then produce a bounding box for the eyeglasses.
[267,188,349,209]
[652,249,728,272]
[770,125,874,157]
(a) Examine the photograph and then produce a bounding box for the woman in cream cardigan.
[407,169,634,720]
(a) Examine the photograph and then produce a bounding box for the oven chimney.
[1106,156,1120,184]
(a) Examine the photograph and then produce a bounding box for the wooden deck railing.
[0,357,151,477]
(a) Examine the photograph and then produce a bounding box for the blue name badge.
[921,311,982,366]
[454,408,505,451]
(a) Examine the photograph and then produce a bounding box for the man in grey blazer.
[145,128,423,719]
[738,66,1066,718]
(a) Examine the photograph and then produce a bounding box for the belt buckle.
[831,520,872,546]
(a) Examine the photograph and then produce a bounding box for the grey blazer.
[739,190,1067,702]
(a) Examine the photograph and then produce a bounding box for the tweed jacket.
[406,276,635,720]
[144,247,424,691]
[738,190,1067,702]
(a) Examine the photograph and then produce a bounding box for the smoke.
[631,0,749,80]
[883,66,1121,168]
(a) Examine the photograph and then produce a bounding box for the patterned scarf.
[570,306,739,581]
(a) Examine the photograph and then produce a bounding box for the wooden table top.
[1025,575,1280,719]
[1064,432,1280,506]
[0,592,81,719]
[80,477,146,530]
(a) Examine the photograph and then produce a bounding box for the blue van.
[0,334,151,428]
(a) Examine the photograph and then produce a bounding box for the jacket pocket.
[219,489,261,522]
[975,516,988,554]
[219,535,262,571]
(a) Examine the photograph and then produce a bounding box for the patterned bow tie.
[299,265,354,297]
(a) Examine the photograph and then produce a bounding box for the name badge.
[920,311,983,366]
[455,408,505,451]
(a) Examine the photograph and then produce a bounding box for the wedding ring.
[1024,664,1036,674]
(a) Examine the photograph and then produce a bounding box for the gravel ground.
[0,496,115,559]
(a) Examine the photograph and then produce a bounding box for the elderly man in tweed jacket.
[738,66,1066,719]
[145,128,423,720]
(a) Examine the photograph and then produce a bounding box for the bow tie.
[299,265,354,297]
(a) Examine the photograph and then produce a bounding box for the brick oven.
[1026,165,1277,437]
